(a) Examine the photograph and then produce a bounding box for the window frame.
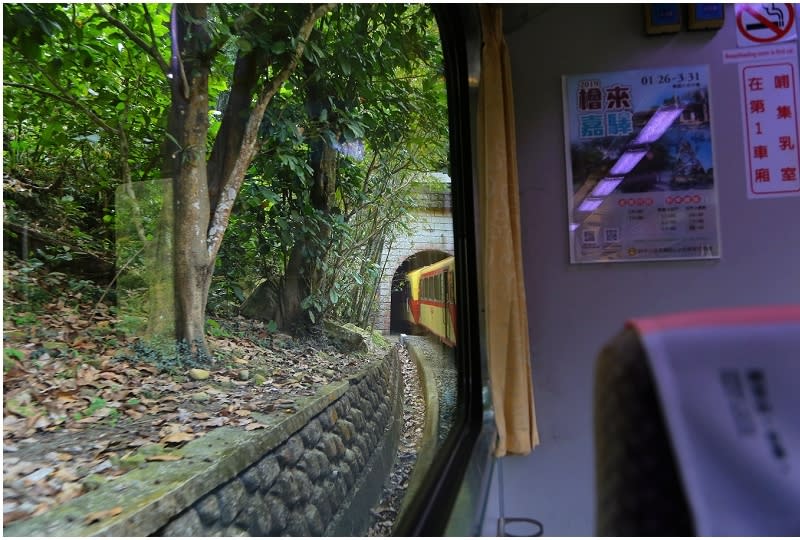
[392,5,493,537]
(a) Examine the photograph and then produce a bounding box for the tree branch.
[4,79,118,136]
[4,81,74,109]
[95,3,170,75]
[206,3,337,261]
[141,4,166,66]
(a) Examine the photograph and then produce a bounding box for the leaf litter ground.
[2,253,382,527]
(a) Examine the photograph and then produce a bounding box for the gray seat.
[594,326,693,536]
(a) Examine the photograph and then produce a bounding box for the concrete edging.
[396,337,440,522]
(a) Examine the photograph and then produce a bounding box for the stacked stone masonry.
[156,350,402,536]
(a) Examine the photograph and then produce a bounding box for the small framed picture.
[687,4,725,31]
[644,4,682,35]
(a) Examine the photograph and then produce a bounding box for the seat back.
[594,326,693,536]
[594,306,800,536]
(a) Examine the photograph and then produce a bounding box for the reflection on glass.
[590,176,624,197]
[578,197,604,212]
[633,106,684,145]
[610,149,648,175]
[3,2,454,537]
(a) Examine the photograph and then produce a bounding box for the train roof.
[406,255,454,279]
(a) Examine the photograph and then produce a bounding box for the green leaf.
[271,41,286,54]
[237,37,252,53]
[4,348,25,361]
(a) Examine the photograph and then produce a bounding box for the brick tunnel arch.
[373,173,453,334]
[389,250,452,334]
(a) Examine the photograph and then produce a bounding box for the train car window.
[392,5,488,537]
[3,3,485,538]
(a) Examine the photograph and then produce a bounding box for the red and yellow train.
[405,256,456,346]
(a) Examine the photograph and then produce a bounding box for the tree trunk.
[168,4,213,358]
[280,138,337,330]
[280,242,307,329]
[163,3,336,355]
[207,48,265,213]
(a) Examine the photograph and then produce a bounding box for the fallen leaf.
[137,365,160,376]
[55,482,84,503]
[55,390,79,403]
[22,466,54,484]
[244,423,267,431]
[4,510,32,524]
[44,451,73,462]
[76,366,99,386]
[200,417,227,428]
[158,422,191,437]
[91,460,113,473]
[83,506,123,525]
[127,437,153,448]
[28,414,51,430]
[160,432,195,445]
[233,409,252,417]
[53,467,80,482]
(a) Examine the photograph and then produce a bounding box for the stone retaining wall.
[4,347,403,537]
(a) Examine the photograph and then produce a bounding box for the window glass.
[3,3,462,536]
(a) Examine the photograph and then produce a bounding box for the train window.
[3,3,484,538]
[392,6,487,536]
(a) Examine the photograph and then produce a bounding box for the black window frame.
[392,5,492,536]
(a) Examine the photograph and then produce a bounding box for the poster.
[562,65,721,264]
[723,44,800,198]
[740,60,800,198]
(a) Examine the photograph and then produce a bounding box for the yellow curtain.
[478,5,539,456]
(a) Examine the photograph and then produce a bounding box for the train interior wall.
[480,5,800,536]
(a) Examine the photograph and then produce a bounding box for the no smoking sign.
[736,3,797,47]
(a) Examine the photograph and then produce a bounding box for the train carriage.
[405,256,456,346]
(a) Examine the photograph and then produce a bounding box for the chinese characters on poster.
[562,65,721,263]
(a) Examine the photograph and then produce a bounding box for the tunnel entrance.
[389,250,451,334]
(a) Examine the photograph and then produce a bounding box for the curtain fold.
[478,5,539,456]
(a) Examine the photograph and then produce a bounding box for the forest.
[3,3,448,527]
[4,3,447,357]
